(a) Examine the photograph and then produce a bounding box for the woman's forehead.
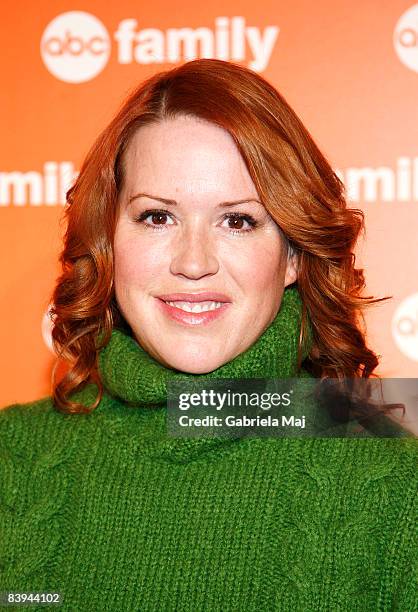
[125,116,239,165]
[121,117,258,200]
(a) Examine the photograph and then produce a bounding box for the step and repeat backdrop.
[1,0,417,407]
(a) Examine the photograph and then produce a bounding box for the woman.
[1,59,416,611]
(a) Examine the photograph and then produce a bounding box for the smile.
[156,298,230,326]
[165,300,223,313]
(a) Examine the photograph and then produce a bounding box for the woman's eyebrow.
[128,192,263,207]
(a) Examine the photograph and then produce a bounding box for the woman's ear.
[284,245,298,287]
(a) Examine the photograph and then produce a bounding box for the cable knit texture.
[0,287,417,611]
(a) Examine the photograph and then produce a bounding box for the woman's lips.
[156,297,230,326]
[157,292,231,303]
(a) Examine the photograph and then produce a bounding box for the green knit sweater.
[0,288,416,611]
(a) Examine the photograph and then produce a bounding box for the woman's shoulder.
[1,383,98,417]
[0,396,59,443]
[1,395,55,418]
[0,385,110,485]
[0,384,100,442]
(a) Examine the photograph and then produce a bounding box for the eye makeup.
[133,208,260,235]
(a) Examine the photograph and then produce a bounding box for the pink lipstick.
[155,292,231,326]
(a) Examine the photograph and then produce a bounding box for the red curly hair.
[50,58,391,415]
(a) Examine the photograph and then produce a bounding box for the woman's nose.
[169,223,219,280]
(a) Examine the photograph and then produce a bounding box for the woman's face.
[114,115,297,373]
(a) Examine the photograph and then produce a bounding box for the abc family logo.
[40,11,279,83]
[392,292,418,362]
[394,3,418,72]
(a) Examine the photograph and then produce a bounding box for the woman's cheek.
[114,231,157,283]
[226,236,281,278]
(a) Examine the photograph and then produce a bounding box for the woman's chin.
[157,349,231,374]
[169,359,225,375]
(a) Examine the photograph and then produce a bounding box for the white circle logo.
[392,293,418,362]
[41,304,55,353]
[394,4,418,73]
[40,11,110,83]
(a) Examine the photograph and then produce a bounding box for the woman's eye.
[222,214,257,233]
[148,212,173,226]
[135,210,174,227]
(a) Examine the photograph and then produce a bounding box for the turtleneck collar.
[98,286,313,407]
[92,287,318,463]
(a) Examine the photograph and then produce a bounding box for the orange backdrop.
[1,0,417,408]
